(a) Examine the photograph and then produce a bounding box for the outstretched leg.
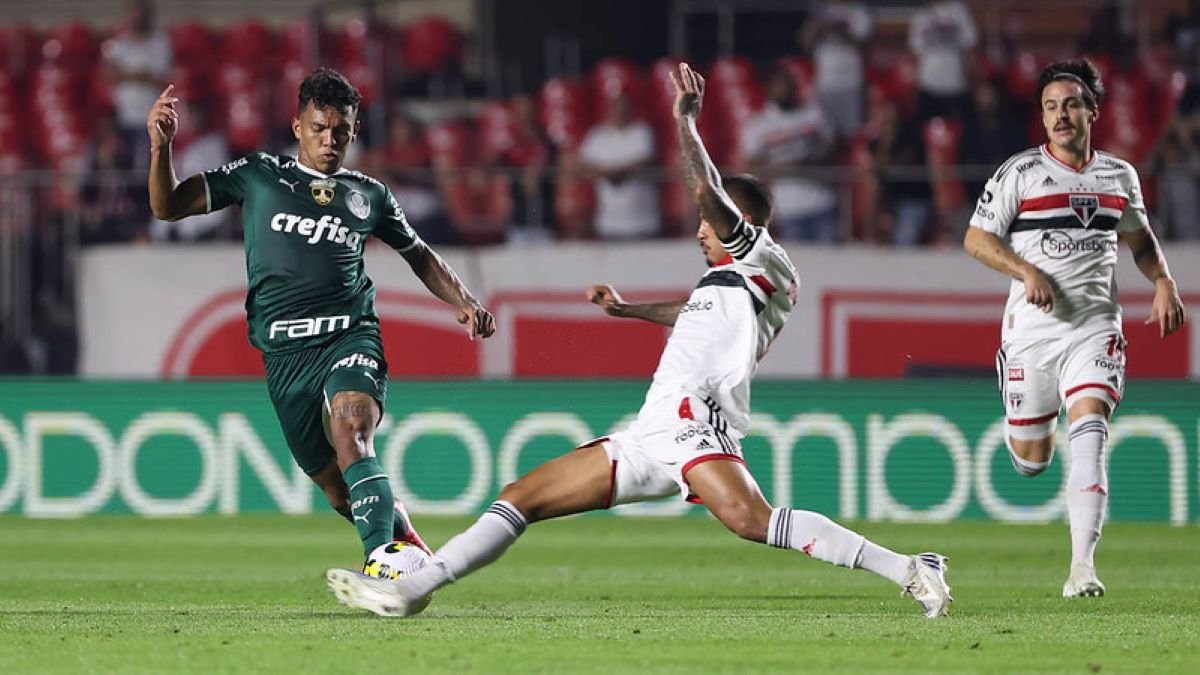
[327,442,614,616]
[1062,397,1111,598]
[685,459,952,618]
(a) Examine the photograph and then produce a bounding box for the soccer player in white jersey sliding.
[964,59,1186,598]
[326,62,953,619]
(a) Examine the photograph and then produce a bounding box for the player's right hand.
[147,84,179,149]
[1021,266,1055,313]
[587,284,631,318]
[668,62,705,120]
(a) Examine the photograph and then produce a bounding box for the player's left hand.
[668,62,705,120]
[458,303,496,340]
[1146,278,1186,338]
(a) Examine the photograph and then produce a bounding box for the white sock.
[1066,414,1108,570]
[402,500,528,597]
[766,508,910,586]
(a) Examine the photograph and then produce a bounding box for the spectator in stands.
[104,0,171,168]
[908,0,977,122]
[79,112,147,243]
[1158,48,1200,241]
[958,77,1025,200]
[579,93,660,239]
[367,113,454,244]
[1167,0,1200,67]
[489,93,554,242]
[740,68,838,242]
[149,100,231,241]
[1078,5,1133,60]
[801,1,873,141]
[871,99,933,246]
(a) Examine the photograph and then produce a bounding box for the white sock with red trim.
[766,508,909,585]
[400,500,528,597]
[1066,414,1108,570]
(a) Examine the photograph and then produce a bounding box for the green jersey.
[202,152,422,354]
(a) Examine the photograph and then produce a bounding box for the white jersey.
[639,222,798,434]
[968,144,1148,341]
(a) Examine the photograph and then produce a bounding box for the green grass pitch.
[1,515,1197,673]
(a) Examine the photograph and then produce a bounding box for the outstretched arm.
[587,285,686,327]
[401,242,496,339]
[669,62,742,240]
[147,85,208,221]
[963,226,1056,313]
[1120,226,1186,337]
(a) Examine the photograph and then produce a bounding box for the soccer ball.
[362,541,430,580]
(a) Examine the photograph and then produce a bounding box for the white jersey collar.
[293,157,349,179]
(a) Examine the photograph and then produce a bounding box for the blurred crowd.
[4,0,1200,248]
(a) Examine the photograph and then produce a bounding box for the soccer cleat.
[392,499,433,556]
[1062,565,1106,598]
[325,568,433,618]
[901,552,953,618]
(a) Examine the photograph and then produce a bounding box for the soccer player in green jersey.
[146,68,496,561]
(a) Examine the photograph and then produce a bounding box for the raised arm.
[147,85,208,221]
[587,284,686,327]
[1120,226,1186,337]
[963,226,1056,313]
[401,241,496,339]
[669,62,742,240]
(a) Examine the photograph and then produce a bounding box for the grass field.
[1,515,1197,674]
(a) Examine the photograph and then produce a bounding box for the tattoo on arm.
[627,299,687,327]
[333,402,374,420]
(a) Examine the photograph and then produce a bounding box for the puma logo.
[362,371,380,388]
[279,178,299,192]
[353,508,372,525]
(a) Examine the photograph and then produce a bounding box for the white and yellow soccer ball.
[362,541,430,580]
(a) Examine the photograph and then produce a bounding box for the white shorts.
[586,392,745,507]
[996,329,1126,440]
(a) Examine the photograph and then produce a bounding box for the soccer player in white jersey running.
[964,59,1186,598]
[326,62,953,619]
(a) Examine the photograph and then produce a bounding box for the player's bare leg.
[1007,435,1056,477]
[326,391,396,556]
[1061,397,1111,598]
[685,459,952,618]
[327,442,613,617]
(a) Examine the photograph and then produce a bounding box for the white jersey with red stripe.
[968,144,1148,342]
[637,221,798,435]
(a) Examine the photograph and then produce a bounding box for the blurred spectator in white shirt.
[104,0,171,167]
[802,1,873,140]
[579,94,660,239]
[150,101,232,241]
[741,69,838,242]
[908,0,977,121]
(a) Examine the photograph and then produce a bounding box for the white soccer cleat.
[1062,565,1106,598]
[325,568,433,617]
[901,552,953,618]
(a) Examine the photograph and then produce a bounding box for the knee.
[327,391,380,456]
[1008,437,1055,476]
[719,505,770,543]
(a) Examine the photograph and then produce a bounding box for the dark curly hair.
[723,174,774,227]
[297,67,362,115]
[1036,59,1105,110]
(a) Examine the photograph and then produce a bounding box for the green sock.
[343,457,396,556]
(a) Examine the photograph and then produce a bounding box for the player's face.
[696,220,728,266]
[1040,80,1095,153]
[293,102,359,174]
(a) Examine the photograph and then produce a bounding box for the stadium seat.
[398,16,463,75]
[1007,51,1042,102]
[924,117,967,219]
[538,77,590,149]
[273,60,308,125]
[590,57,644,110]
[778,56,815,101]
[442,170,511,246]
[168,21,216,70]
[223,88,267,153]
[0,24,39,74]
[278,19,324,67]
[425,120,474,168]
[220,19,275,73]
[331,19,370,68]
[42,22,97,71]
[477,100,515,163]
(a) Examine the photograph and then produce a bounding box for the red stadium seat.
[425,120,474,168]
[590,58,644,110]
[477,100,516,163]
[274,60,308,124]
[398,16,463,75]
[1008,51,1042,102]
[279,19,324,67]
[0,24,39,74]
[168,21,215,70]
[42,22,97,71]
[778,56,815,101]
[220,19,275,72]
[538,77,590,149]
[224,88,267,153]
[924,117,966,216]
[708,56,757,88]
[331,19,370,68]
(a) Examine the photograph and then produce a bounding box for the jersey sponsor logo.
[1015,158,1041,174]
[1092,358,1122,372]
[679,299,714,314]
[269,212,362,249]
[1007,366,1024,381]
[267,314,351,340]
[218,157,248,175]
[351,495,380,511]
[330,352,380,372]
[310,178,336,206]
[979,189,994,204]
[1069,195,1099,226]
[674,424,713,444]
[975,205,995,220]
[346,189,371,219]
[1040,231,1113,259]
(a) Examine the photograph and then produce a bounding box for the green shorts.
[263,321,389,475]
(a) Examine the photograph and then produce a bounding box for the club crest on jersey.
[346,189,371,219]
[310,178,336,206]
[1007,392,1024,411]
[1069,194,1099,226]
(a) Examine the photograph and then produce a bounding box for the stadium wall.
[0,379,1196,523]
[79,243,1200,379]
